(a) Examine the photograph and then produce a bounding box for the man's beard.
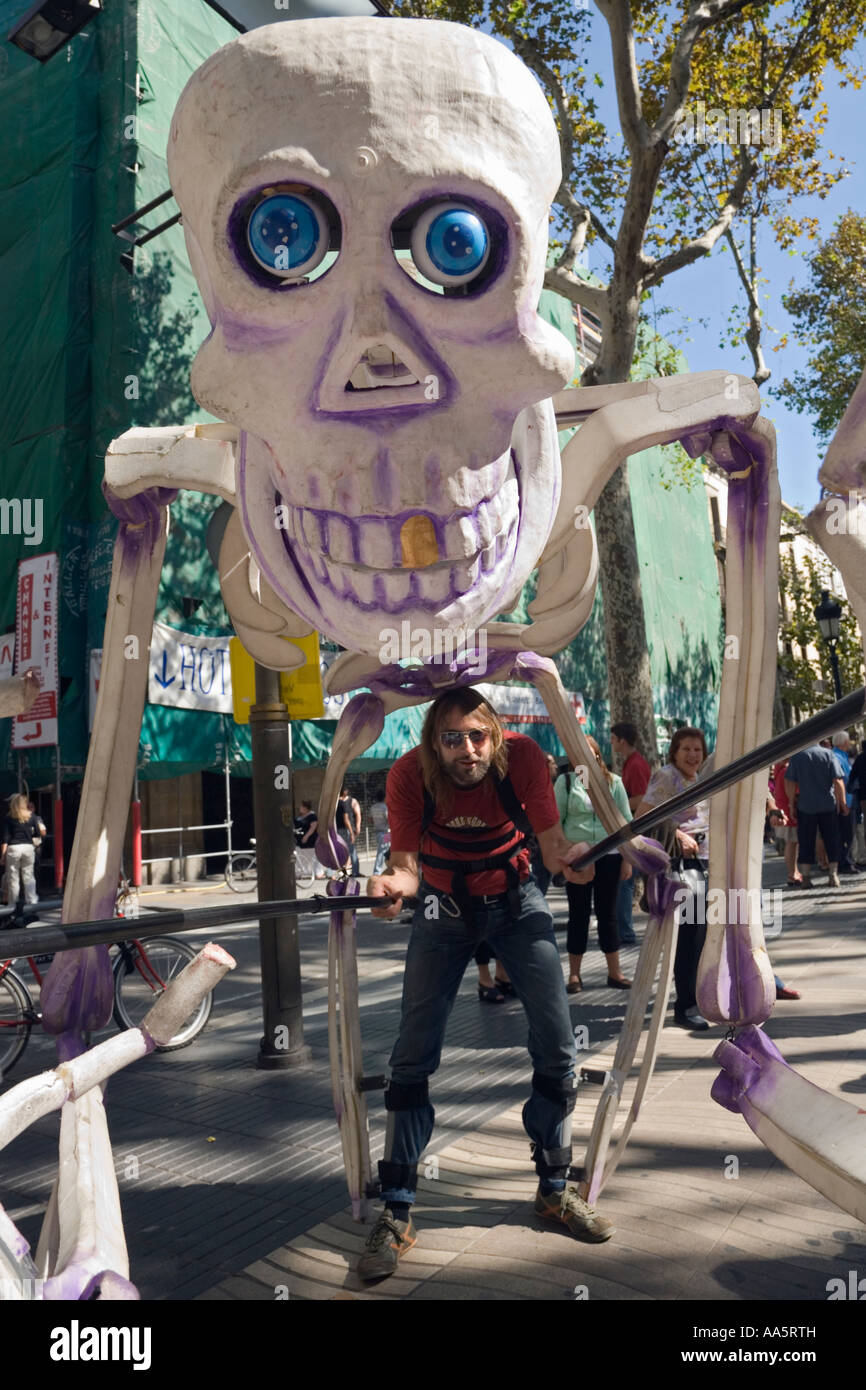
[442,755,491,787]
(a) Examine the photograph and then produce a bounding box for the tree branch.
[655,0,763,142]
[724,219,771,384]
[641,145,758,288]
[542,264,610,326]
[595,0,650,155]
[507,32,617,255]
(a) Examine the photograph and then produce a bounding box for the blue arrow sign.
[153,651,175,689]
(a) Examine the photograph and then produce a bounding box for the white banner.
[13,553,58,748]
[148,622,233,713]
[476,682,586,725]
[0,631,13,683]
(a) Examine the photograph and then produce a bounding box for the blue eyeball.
[410,204,490,286]
[246,192,329,278]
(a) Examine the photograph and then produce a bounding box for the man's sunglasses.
[440,729,490,749]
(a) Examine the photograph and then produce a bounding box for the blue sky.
[577,13,866,512]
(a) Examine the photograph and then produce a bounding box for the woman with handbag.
[633,727,711,1031]
[555,736,633,994]
[0,793,45,909]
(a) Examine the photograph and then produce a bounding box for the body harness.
[418,769,536,927]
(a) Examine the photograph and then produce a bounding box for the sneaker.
[534,1183,614,1243]
[828,868,841,888]
[356,1209,417,1282]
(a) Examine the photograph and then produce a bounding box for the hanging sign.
[230,633,324,723]
[149,622,232,713]
[13,553,58,748]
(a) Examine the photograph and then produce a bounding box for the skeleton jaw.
[275,460,519,612]
[239,409,555,652]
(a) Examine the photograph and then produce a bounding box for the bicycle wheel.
[294,849,315,891]
[224,853,257,893]
[112,937,212,1050]
[0,970,33,1080]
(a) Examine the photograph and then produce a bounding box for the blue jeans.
[372,833,389,876]
[380,879,577,1207]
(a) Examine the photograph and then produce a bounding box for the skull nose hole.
[345,344,419,392]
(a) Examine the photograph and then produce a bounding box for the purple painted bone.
[41,946,115,1062]
[102,483,178,560]
[711,1025,789,1114]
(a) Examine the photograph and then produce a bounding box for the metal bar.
[0,895,403,959]
[140,848,232,865]
[110,189,173,235]
[570,685,866,872]
[133,212,182,248]
[140,821,232,835]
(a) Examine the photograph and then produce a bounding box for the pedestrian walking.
[784,743,847,888]
[831,733,861,875]
[1,793,44,910]
[360,687,614,1281]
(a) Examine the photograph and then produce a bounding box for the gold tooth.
[400,515,438,568]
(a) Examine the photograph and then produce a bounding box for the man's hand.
[366,852,420,921]
[366,874,404,920]
[559,840,595,886]
[619,858,633,881]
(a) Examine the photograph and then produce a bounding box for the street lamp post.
[814,589,844,702]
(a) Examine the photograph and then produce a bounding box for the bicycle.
[224,838,316,893]
[0,934,213,1082]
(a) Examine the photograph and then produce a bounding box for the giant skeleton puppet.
[2,18,864,1299]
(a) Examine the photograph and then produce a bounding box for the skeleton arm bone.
[713,1027,866,1226]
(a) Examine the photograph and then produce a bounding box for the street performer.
[359,687,615,1281]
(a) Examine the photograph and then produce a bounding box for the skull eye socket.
[392,199,503,295]
[240,188,340,283]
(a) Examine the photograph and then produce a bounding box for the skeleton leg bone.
[317,693,387,1220]
[31,487,174,1300]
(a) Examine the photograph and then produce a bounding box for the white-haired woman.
[1,793,45,908]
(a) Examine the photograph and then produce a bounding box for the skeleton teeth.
[321,557,346,595]
[301,509,323,549]
[415,565,452,603]
[358,517,396,568]
[378,569,412,603]
[444,513,478,559]
[308,551,328,583]
[326,514,355,565]
[344,568,376,604]
[451,555,481,594]
[475,500,495,548]
[480,540,497,573]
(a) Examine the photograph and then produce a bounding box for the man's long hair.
[419,688,509,813]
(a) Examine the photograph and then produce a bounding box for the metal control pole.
[251,663,311,1068]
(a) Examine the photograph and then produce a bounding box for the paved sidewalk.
[2,853,865,1302]
[201,861,866,1302]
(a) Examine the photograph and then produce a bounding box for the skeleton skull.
[168,18,574,656]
